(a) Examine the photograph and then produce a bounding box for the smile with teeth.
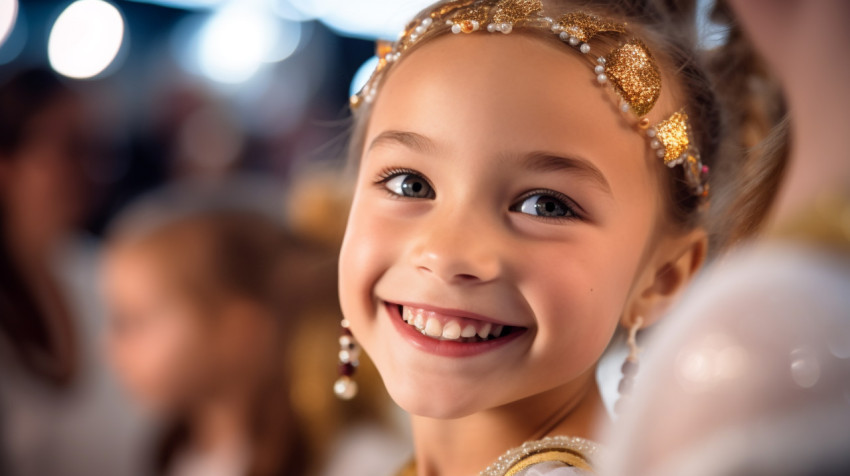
[399,305,516,342]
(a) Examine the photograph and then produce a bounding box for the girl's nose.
[407,209,503,285]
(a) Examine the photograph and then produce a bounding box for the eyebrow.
[521,152,612,195]
[367,129,611,195]
[367,130,438,155]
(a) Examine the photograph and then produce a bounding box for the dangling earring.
[334,319,359,400]
[614,316,644,415]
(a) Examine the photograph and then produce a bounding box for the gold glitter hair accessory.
[601,39,660,117]
[350,0,709,197]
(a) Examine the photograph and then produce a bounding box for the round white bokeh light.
[0,0,18,47]
[197,3,299,84]
[48,0,125,79]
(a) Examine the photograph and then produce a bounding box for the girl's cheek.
[339,196,397,324]
[520,242,628,358]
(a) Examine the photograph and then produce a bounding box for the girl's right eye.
[382,172,435,199]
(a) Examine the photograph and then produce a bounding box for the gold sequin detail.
[431,0,478,18]
[491,0,543,25]
[396,21,420,52]
[685,153,701,178]
[453,4,490,30]
[376,40,393,58]
[604,40,661,117]
[370,40,394,78]
[655,110,691,165]
[555,12,625,43]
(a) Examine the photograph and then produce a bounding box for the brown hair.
[111,209,328,476]
[0,68,76,387]
[345,0,788,250]
[702,0,789,250]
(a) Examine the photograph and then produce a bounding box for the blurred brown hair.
[0,68,76,386]
[702,0,789,250]
[111,205,335,476]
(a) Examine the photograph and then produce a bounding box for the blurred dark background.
[0,0,417,235]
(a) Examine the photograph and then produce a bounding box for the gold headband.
[351,0,709,197]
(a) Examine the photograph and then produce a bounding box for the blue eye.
[384,173,435,199]
[513,193,578,219]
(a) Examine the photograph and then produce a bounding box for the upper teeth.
[477,322,491,339]
[401,306,507,342]
[413,312,425,330]
[442,321,461,339]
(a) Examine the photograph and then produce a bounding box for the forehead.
[371,32,622,138]
[365,32,665,194]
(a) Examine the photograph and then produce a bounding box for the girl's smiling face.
[339,32,699,418]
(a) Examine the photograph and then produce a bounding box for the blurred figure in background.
[103,181,407,476]
[103,196,318,476]
[603,1,850,475]
[0,68,88,386]
[0,68,147,476]
[102,178,409,476]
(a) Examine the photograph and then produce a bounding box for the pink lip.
[385,302,527,358]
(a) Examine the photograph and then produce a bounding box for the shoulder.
[670,242,850,332]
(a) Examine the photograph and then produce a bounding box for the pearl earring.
[615,316,644,415]
[333,319,359,400]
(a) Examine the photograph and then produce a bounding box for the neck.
[409,369,606,476]
[768,3,850,225]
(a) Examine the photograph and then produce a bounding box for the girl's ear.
[623,228,708,328]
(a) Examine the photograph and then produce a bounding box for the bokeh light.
[349,55,379,97]
[48,0,126,79]
[196,2,300,84]
[126,0,224,8]
[310,0,433,40]
[0,1,24,65]
[0,0,17,47]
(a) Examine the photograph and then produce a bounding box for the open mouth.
[393,303,522,343]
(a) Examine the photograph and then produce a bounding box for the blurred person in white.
[602,1,850,475]
[0,68,149,475]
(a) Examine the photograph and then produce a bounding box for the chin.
[379,367,492,419]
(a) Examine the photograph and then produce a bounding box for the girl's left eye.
[383,172,435,199]
[512,192,578,219]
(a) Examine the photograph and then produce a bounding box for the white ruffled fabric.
[515,461,591,475]
[603,242,850,476]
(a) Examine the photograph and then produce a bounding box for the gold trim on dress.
[481,435,600,475]
[395,435,600,476]
[503,448,594,475]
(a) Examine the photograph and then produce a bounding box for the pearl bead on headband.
[351,0,710,198]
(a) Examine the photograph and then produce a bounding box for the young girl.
[335,0,778,474]
[103,203,319,476]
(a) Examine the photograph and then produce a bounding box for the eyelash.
[372,167,585,221]
[375,167,419,183]
[512,189,585,222]
[373,167,432,198]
